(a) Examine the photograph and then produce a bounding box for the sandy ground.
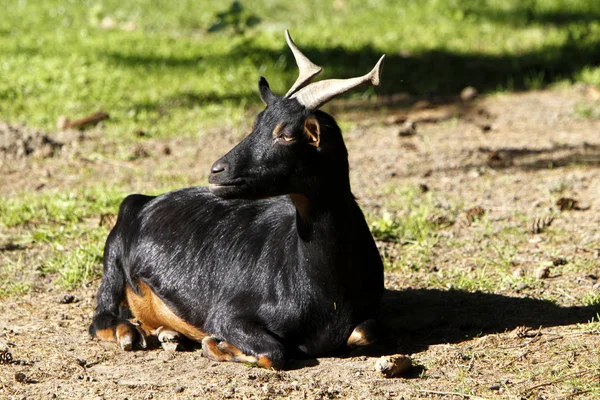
[1,87,600,399]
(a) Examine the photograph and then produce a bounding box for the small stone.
[58,294,77,304]
[14,372,27,383]
[173,386,184,393]
[375,355,412,378]
[398,120,416,137]
[514,282,528,292]
[460,86,478,101]
[489,383,501,391]
[535,266,550,279]
[552,257,568,266]
[512,267,525,278]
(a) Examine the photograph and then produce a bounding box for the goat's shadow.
[361,288,599,356]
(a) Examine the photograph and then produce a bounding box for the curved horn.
[284,30,323,97]
[291,55,385,110]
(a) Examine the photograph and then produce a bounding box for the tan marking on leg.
[125,281,207,342]
[94,327,116,342]
[116,323,136,351]
[201,336,232,362]
[257,355,275,370]
[205,338,276,369]
[347,323,376,347]
[218,341,259,364]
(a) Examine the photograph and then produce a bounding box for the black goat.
[89,31,385,370]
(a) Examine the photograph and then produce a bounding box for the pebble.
[398,120,416,137]
[512,267,525,278]
[460,86,478,101]
[535,266,550,279]
[58,294,77,304]
[375,355,412,378]
[14,372,27,383]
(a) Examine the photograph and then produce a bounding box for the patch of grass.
[581,291,600,307]
[443,269,500,293]
[577,314,600,332]
[0,185,126,228]
[369,185,458,271]
[573,102,600,119]
[0,253,32,297]
[1,0,600,138]
[577,65,600,87]
[49,238,105,290]
[0,186,125,294]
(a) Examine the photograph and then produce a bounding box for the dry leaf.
[531,216,554,233]
[465,207,486,223]
[99,213,117,229]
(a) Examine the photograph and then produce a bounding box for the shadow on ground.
[363,288,600,356]
[103,3,600,113]
[444,142,600,175]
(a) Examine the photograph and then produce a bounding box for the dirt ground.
[1,87,600,399]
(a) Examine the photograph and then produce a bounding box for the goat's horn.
[284,30,323,97]
[291,55,385,110]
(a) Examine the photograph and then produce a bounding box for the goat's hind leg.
[89,231,144,350]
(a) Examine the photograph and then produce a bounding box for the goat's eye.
[273,123,295,144]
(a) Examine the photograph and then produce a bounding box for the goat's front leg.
[203,319,285,370]
[346,319,378,348]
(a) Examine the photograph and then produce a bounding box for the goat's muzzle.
[209,159,246,197]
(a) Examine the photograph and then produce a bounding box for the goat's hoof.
[157,327,180,352]
[347,319,378,348]
[116,323,137,351]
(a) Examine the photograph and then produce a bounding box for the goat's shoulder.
[134,186,295,230]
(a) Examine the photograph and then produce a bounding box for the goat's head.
[209,31,384,200]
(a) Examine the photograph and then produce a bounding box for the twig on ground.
[521,371,589,394]
[62,111,109,130]
[417,389,489,400]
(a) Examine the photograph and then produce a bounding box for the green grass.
[368,185,457,272]
[0,185,126,228]
[1,0,600,139]
[0,185,124,294]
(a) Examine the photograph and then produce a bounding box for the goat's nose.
[210,160,228,174]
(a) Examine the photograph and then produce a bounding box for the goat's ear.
[258,77,276,106]
[304,115,320,147]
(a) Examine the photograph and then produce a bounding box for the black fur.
[89,80,384,369]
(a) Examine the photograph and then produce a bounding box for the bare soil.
[1,87,600,399]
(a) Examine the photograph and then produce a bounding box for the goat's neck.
[289,185,354,242]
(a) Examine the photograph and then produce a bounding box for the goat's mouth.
[209,181,247,198]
